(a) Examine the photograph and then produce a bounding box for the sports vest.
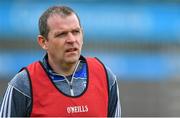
[26,57,109,117]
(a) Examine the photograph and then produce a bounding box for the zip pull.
[63,76,74,96]
[70,83,74,96]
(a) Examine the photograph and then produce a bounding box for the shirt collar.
[41,54,86,78]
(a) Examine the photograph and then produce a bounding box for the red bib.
[26,57,109,117]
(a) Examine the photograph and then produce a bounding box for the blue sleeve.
[0,70,31,117]
[106,67,121,117]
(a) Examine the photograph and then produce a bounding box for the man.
[0,6,121,117]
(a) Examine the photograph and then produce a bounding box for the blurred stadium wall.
[0,0,180,116]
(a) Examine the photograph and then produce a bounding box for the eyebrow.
[54,27,81,34]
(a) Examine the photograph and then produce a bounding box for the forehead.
[47,13,80,31]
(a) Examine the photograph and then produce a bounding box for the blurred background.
[0,0,180,117]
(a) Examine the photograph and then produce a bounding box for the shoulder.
[93,57,118,89]
[105,66,118,89]
[8,69,31,97]
[84,56,118,89]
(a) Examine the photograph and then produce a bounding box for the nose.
[66,32,76,43]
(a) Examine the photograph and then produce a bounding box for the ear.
[37,35,48,50]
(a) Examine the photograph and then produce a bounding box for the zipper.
[64,78,74,96]
[63,60,80,96]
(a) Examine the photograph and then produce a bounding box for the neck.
[48,58,79,76]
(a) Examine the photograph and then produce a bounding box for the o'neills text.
[67,105,88,114]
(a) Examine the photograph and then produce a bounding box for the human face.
[45,13,83,66]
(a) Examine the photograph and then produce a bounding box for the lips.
[65,48,78,53]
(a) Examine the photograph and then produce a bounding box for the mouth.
[65,48,78,53]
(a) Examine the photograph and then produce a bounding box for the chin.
[66,57,79,64]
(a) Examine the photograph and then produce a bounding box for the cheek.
[48,41,64,53]
[78,37,83,45]
[81,39,83,45]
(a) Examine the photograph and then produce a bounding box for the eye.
[72,30,80,35]
[55,32,67,38]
